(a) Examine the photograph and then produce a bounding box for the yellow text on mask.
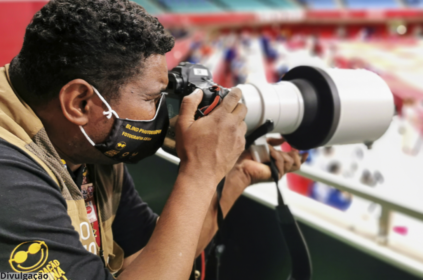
[125,124,162,135]
[122,132,152,141]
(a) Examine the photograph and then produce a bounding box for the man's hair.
[10,0,174,106]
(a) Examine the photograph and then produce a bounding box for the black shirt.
[0,139,157,278]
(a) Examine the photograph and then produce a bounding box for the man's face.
[61,54,169,165]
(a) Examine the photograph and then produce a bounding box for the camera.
[163,62,394,154]
[163,61,394,280]
[166,62,230,119]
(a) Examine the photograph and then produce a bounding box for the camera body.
[166,62,230,118]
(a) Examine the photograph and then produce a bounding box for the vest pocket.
[107,241,124,274]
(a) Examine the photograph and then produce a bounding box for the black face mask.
[80,87,169,163]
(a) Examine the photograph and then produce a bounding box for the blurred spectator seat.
[262,0,300,8]
[158,0,224,13]
[403,0,423,7]
[345,0,399,8]
[302,0,338,9]
[133,0,164,14]
[218,0,274,11]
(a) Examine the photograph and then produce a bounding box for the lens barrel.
[237,66,394,150]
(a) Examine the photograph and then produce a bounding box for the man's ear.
[59,79,97,126]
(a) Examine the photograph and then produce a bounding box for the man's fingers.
[270,146,292,179]
[216,87,242,113]
[178,89,203,130]
[241,121,248,136]
[288,150,302,171]
[282,153,295,174]
[267,137,286,146]
[231,103,248,123]
[269,147,283,179]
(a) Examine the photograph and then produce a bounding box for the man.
[0,0,306,279]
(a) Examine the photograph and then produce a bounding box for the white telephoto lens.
[236,66,394,150]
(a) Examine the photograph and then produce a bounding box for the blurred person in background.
[399,98,423,155]
[310,161,353,211]
[414,25,423,38]
[0,0,306,279]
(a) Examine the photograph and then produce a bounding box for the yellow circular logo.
[9,241,48,272]
[116,141,126,150]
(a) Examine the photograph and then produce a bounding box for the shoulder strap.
[269,157,312,280]
[210,120,312,280]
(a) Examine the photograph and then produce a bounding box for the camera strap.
[209,120,312,280]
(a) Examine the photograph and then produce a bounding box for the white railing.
[155,148,423,278]
[295,165,423,222]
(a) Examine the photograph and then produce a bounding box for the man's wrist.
[177,162,222,192]
[219,164,251,215]
[226,163,252,188]
[174,164,219,198]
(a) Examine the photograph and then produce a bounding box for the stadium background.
[1,0,423,279]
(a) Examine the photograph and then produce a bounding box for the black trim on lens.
[281,66,341,150]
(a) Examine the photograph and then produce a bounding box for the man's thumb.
[178,89,203,129]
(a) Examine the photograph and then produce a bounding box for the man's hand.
[176,88,248,186]
[233,137,308,186]
[219,137,308,215]
[195,137,308,256]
